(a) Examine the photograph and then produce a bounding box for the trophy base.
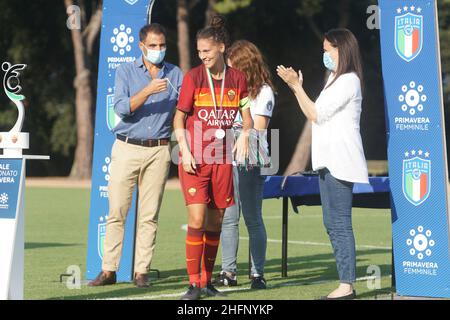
[0,132,29,157]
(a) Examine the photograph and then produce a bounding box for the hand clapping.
[276,65,303,90]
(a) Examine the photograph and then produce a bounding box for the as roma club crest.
[227,89,236,101]
[188,188,197,197]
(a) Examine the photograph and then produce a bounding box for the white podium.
[0,155,49,300]
[0,62,49,300]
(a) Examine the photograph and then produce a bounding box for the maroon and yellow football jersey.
[177,64,250,163]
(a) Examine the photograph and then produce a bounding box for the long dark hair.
[324,28,364,92]
[196,15,230,48]
[227,40,275,100]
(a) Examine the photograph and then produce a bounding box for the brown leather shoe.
[88,271,117,286]
[133,273,150,288]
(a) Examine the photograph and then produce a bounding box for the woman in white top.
[215,40,275,290]
[277,28,368,300]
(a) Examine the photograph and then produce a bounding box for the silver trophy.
[0,62,29,157]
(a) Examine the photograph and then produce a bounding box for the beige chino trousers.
[102,139,171,274]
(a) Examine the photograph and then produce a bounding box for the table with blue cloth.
[259,174,391,278]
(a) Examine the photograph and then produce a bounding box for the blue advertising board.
[0,159,23,220]
[86,0,153,282]
[379,0,450,297]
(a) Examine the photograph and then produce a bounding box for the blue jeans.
[318,168,356,283]
[220,167,267,276]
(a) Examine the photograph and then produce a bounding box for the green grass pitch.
[24,187,393,300]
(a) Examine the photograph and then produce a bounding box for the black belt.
[117,134,170,147]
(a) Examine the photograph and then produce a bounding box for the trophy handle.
[10,99,25,133]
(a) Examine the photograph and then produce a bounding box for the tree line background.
[0,0,449,179]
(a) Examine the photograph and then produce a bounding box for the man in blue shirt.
[89,23,183,288]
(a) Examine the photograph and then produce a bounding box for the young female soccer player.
[173,16,253,300]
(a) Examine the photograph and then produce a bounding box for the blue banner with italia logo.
[86,0,153,282]
[0,159,23,220]
[379,0,450,297]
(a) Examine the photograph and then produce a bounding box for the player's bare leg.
[187,204,208,229]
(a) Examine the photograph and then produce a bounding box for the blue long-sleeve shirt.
[112,56,183,140]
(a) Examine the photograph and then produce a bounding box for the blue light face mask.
[323,51,336,71]
[143,47,166,65]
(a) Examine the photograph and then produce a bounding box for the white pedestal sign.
[0,155,49,300]
[0,62,49,300]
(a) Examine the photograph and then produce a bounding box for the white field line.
[97,286,250,300]
[180,225,391,251]
[96,275,389,300]
[251,238,391,251]
[264,213,387,219]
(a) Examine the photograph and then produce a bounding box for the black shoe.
[202,282,226,297]
[319,290,356,300]
[213,271,237,287]
[181,283,202,300]
[250,275,267,290]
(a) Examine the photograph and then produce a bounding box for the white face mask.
[143,46,166,65]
